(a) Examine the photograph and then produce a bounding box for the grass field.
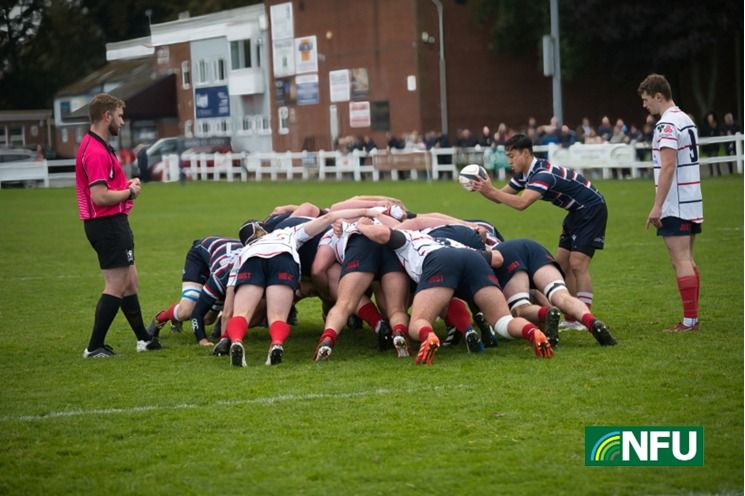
[0,176,742,495]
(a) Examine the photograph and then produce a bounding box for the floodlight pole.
[550,0,563,124]
[432,0,448,135]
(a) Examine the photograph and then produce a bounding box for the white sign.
[349,101,371,128]
[329,69,350,103]
[407,75,417,91]
[294,35,318,74]
[272,38,295,77]
[270,2,294,40]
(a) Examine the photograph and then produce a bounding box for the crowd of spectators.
[332,112,740,175]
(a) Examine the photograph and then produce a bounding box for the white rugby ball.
[458,164,488,191]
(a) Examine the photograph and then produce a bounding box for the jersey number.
[687,129,698,162]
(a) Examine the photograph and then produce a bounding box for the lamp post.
[431,0,448,135]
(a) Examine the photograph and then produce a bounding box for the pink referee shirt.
[75,131,133,220]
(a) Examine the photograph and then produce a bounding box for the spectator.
[494,123,510,145]
[576,117,593,143]
[423,131,438,150]
[386,132,405,151]
[559,125,577,148]
[722,112,741,174]
[436,131,450,148]
[584,128,603,144]
[456,129,477,148]
[609,120,628,144]
[700,111,721,176]
[362,135,377,152]
[597,116,613,142]
[477,126,492,147]
[135,143,149,182]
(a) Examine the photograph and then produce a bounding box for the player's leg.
[473,286,552,358]
[264,284,295,365]
[226,283,265,367]
[663,233,699,330]
[409,287,452,364]
[148,281,203,336]
[380,270,412,357]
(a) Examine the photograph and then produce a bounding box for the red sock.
[521,323,536,342]
[537,306,550,323]
[693,266,700,307]
[445,299,471,332]
[418,326,434,342]
[393,323,407,336]
[357,302,382,330]
[226,316,248,342]
[269,321,291,345]
[581,313,596,329]
[677,275,698,319]
[319,328,339,347]
[157,303,178,323]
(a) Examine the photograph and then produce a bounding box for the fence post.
[736,133,743,174]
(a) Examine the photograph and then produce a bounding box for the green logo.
[585,426,704,466]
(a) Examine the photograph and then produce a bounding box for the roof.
[67,73,178,122]
[56,58,153,97]
[0,110,53,122]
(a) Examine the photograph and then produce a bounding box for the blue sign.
[195,86,230,118]
[297,80,319,105]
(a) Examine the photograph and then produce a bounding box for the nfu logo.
[585,426,704,466]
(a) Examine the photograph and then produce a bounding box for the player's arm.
[90,180,139,205]
[356,218,392,245]
[301,208,380,238]
[646,147,676,229]
[488,187,541,211]
[470,176,519,205]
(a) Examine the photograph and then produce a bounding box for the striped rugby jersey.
[391,229,466,283]
[508,158,605,211]
[652,106,703,222]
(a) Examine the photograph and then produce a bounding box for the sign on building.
[329,69,351,103]
[272,38,295,77]
[195,86,230,118]
[349,101,371,128]
[294,36,318,74]
[296,74,320,105]
[270,2,294,40]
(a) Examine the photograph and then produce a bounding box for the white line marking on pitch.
[1,385,468,423]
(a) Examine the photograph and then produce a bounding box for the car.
[0,148,37,163]
[145,137,233,181]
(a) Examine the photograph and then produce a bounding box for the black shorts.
[417,248,499,301]
[493,239,562,287]
[341,235,404,280]
[428,225,485,250]
[558,203,607,257]
[182,240,210,284]
[84,214,135,269]
[657,217,702,237]
[234,253,300,290]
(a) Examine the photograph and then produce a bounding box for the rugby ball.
[458,164,488,191]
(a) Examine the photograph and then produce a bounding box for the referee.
[76,93,160,357]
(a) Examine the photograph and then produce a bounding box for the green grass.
[0,176,742,495]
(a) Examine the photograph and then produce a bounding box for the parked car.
[0,148,37,163]
[145,137,232,181]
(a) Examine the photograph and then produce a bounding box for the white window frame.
[214,58,226,82]
[230,39,252,70]
[181,61,191,89]
[9,126,25,146]
[196,59,210,85]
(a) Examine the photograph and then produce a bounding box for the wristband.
[128,187,136,200]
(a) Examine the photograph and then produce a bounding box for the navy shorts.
[558,203,607,257]
[341,234,404,280]
[493,239,562,287]
[416,248,499,301]
[234,253,300,290]
[84,214,135,269]
[657,217,702,237]
[428,225,485,250]
[182,240,210,284]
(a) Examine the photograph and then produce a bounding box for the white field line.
[1,384,468,423]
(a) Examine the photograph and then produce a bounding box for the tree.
[471,0,743,118]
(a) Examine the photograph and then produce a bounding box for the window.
[196,60,209,84]
[61,128,69,143]
[157,47,170,65]
[217,119,229,134]
[181,61,191,89]
[198,121,211,135]
[371,101,390,131]
[278,107,289,135]
[214,58,226,82]
[230,39,252,70]
[9,127,24,146]
[255,39,262,68]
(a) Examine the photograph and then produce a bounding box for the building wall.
[153,42,195,137]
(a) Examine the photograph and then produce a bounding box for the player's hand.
[646,205,662,229]
[469,176,495,195]
[198,338,213,347]
[531,330,554,358]
[357,216,373,226]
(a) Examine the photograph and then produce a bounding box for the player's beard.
[108,121,120,136]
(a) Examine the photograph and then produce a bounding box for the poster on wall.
[294,36,318,74]
[195,86,230,118]
[349,101,371,128]
[270,2,294,40]
[296,74,319,105]
[274,78,296,106]
[351,68,369,100]
[329,69,351,103]
[272,38,295,77]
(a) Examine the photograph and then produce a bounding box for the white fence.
[1,134,741,188]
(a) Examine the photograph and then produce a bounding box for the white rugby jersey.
[652,106,704,222]
[227,225,311,287]
[319,222,358,263]
[393,229,466,282]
